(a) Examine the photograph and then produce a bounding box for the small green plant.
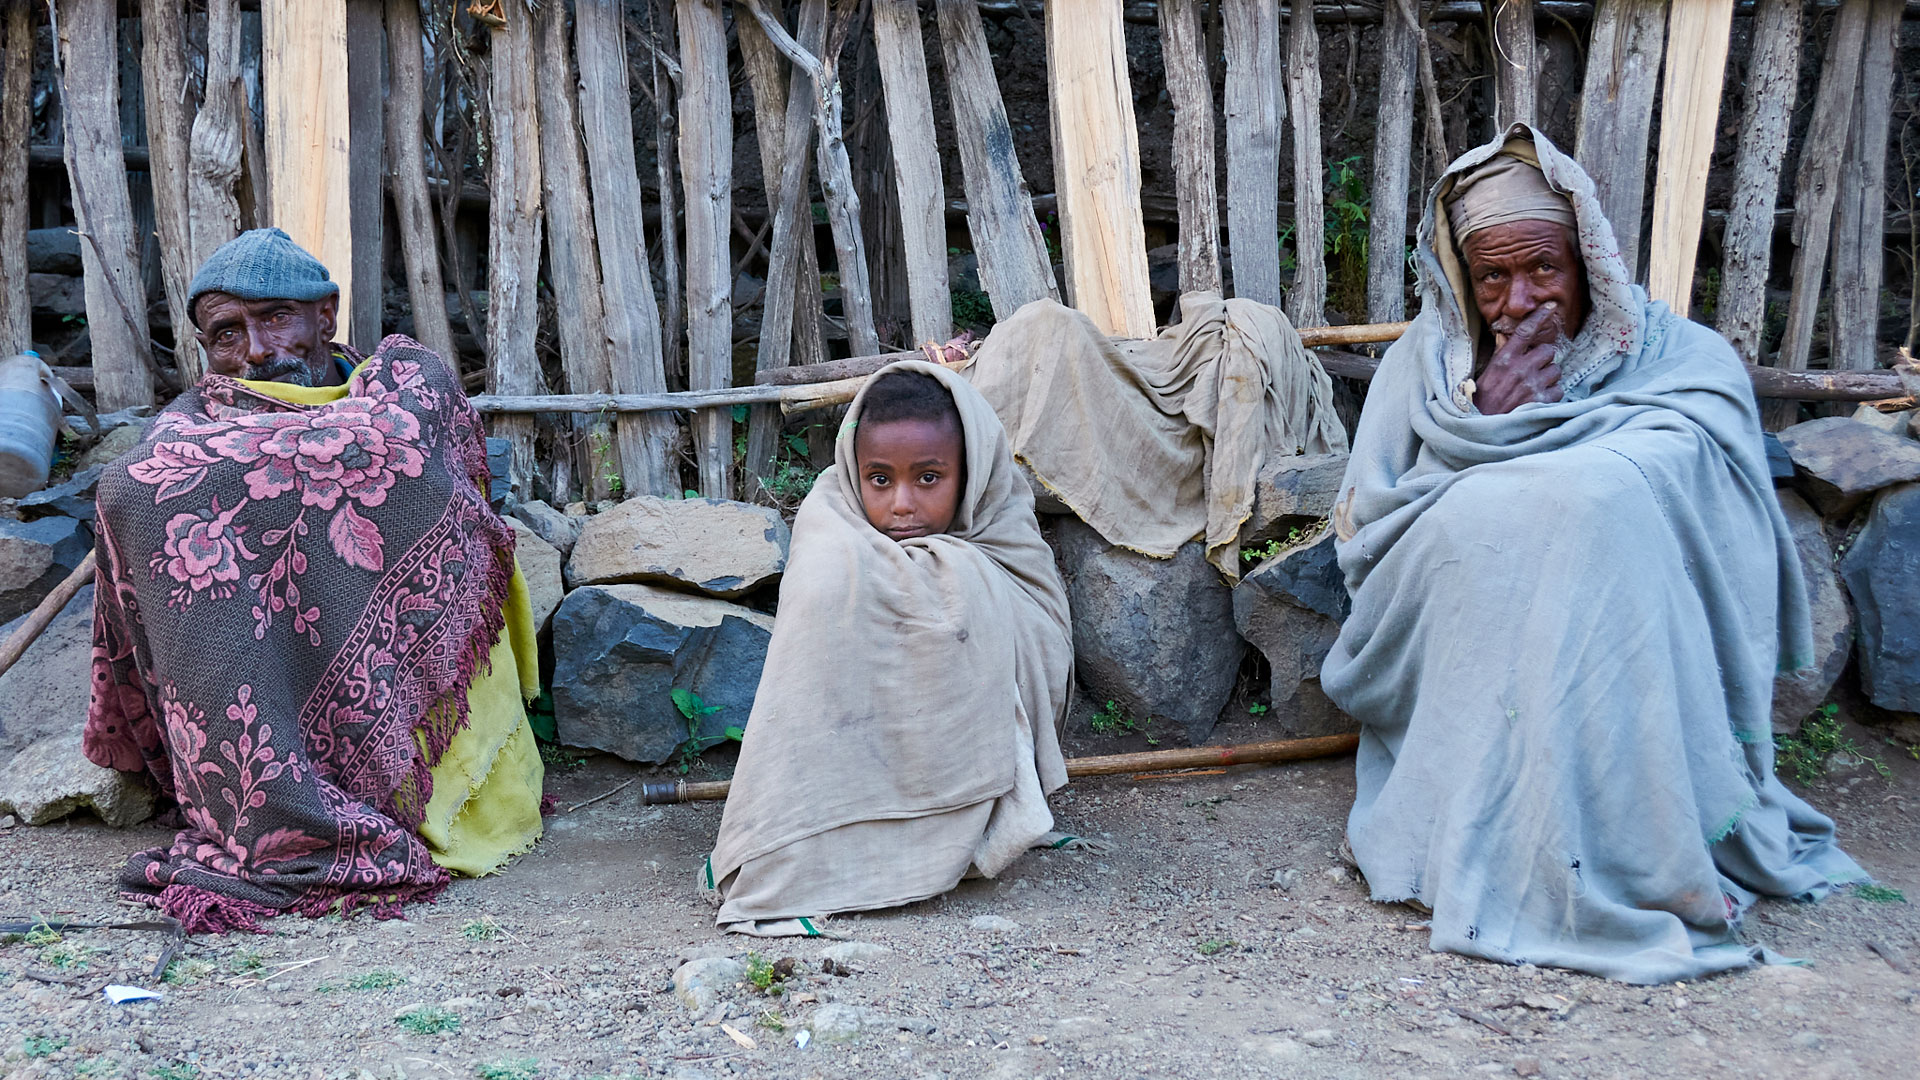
[396,1005,461,1035]
[1247,703,1269,716]
[161,957,213,985]
[744,952,786,995]
[1776,705,1890,786]
[758,458,821,504]
[951,287,995,330]
[1196,938,1236,957]
[229,948,267,975]
[347,969,408,990]
[1697,266,1723,320]
[23,1035,69,1058]
[1090,700,1138,737]
[1239,520,1324,563]
[1855,883,1908,903]
[476,1060,541,1080]
[38,936,102,972]
[74,1056,119,1077]
[588,428,626,501]
[537,740,586,769]
[527,689,558,743]
[671,688,745,773]
[461,917,501,942]
[150,1065,199,1080]
[755,1009,789,1032]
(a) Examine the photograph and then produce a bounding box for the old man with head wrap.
[83,229,545,932]
[1321,126,1865,983]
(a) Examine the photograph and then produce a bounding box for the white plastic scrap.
[794,1029,812,1049]
[103,985,163,1004]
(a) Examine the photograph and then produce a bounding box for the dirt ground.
[2,711,1918,1080]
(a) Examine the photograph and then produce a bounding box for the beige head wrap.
[1444,153,1576,240]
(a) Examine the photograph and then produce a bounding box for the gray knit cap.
[187,227,339,326]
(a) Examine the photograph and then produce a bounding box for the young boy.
[703,362,1076,937]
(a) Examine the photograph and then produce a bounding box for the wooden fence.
[2,0,1915,504]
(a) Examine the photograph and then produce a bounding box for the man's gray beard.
[245,355,316,385]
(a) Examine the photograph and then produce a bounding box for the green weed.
[1776,705,1890,786]
[38,937,101,972]
[73,1057,118,1077]
[160,957,214,985]
[671,688,744,774]
[1247,703,1270,716]
[1090,700,1137,737]
[22,924,60,947]
[229,948,267,974]
[744,952,785,995]
[1855,884,1908,903]
[1196,938,1236,957]
[461,918,501,942]
[537,740,586,769]
[396,1005,461,1035]
[149,1065,199,1080]
[348,969,408,991]
[951,287,995,330]
[1324,156,1373,318]
[22,1035,68,1058]
[476,1060,541,1080]
[1240,521,1324,563]
[755,1009,789,1032]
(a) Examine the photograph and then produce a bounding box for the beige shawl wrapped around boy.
[705,361,1074,934]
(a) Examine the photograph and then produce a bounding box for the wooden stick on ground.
[638,733,1362,805]
[0,550,96,681]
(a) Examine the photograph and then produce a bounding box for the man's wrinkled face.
[1461,220,1588,351]
[194,293,341,386]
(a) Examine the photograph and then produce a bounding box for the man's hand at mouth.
[1473,301,1565,416]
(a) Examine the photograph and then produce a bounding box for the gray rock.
[1054,518,1243,744]
[1850,403,1910,437]
[1299,1029,1338,1048]
[505,518,564,631]
[552,584,775,764]
[1020,464,1072,516]
[1777,416,1920,515]
[28,273,83,316]
[0,584,95,757]
[1233,526,1357,738]
[1243,453,1348,546]
[26,228,82,274]
[819,941,893,968]
[512,499,583,559]
[566,496,790,599]
[805,1003,871,1043]
[0,729,154,827]
[485,437,512,508]
[1841,483,1920,712]
[969,914,1021,934]
[0,515,92,623]
[1773,492,1854,733]
[672,956,746,1013]
[1762,432,1793,481]
[75,419,153,471]
[16,465,102,522]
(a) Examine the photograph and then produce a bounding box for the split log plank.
[140,0,195,376]
[1284,2,1326,326]
[1222,0,1284,307]
[1367,1,1416,323]
[1644,0,1735,315]
[344,0,384,347]
[532,0,618,501]
[1830,0,1902,371]
[1716,0,1800,365]
[1399,0,1452,179]
[1573,0,1667,283]
[677,0,735,498]
[187,0,244,282]
[0,0,30,356]
[575,0,679,496]
[1046,0,1156,338]
[262,0,355,335]
[383,0,455,365]
[933,0,1059,319]
[1488,0,1539,130]
[1158,0,1221,295]
[1772,0,1871,417]
[484,5,545,493]
[57,0,154,410]
[650,0,683,381]
[874,0,953,344]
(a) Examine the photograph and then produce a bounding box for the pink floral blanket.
[84,336,515,933]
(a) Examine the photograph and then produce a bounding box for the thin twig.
[566,778,637,813]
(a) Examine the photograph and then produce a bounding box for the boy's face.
[853,417,966,541]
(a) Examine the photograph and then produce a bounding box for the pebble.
[821,941,894,967]
[1789,1032,1825,1052]
[969,915,1021,934]
[0,814,14,829]
[1513,1056,1542,1077]
[1300,1028,1337,1048]
[672,957,746,1014]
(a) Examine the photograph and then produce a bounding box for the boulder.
[1762,432,1793,481]
[1776,417,1920,515]
[1243,452,1348,546]
[512,498,583,559]
[16,465,102,522]
[0,515,92,623]
[1053,518,1243,744]
[1232,526,1357,738]
[1850,403,1910,437]
[0,584,96,757]
[28,273,84,316]
[485,437,512,509]
[551,584,775,763]
[1772,492,1855,733]
[1840,482,1920,712]
[506,518,564,631]
[566,496,790,599]
[0,729,154,827]
[75,419,153,471]
[671,956,746,1013]
[1020,464,1072,515]
[25,228,82,274]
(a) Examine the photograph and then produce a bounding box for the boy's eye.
[919,472,940,485]
[867,474,889,487]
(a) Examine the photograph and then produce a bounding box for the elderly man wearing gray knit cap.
[1320,125,1865,984]
[186,228,355,387]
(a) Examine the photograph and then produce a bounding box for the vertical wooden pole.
[651,0,684,384]
[1772,0,1869,400]
[1486,0,1537,131]
[1830,0,1902,372]
[1284,2,1324,326]
[805,3,880,359]
[262,0,355,338]
[1717,0,1800,364]
[344,0,385,348]
[1644,0,1734,316]
[677,0,734,499]
[57,0,154,410]
[1573,0,1667,284]
[0,0,31,357]
[140,0,196,376]
[1367,0,1416,323]
[873,0,952,344]
[1159,0,1221,297]
[532,0,617,501]
[1045,0,1154,337]
[188,0,243,280]
[933,0,1058,320]
[1221,0,1282,308]
[383,0,454,365]
[575,0,679,496]
[485,4,544,495]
